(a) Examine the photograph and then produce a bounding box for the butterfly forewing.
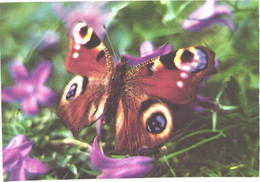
[133,46,216,104]
[65,21,114,77]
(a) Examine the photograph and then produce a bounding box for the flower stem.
[50,138,91,150]
[161,131,224,161]
[163,156,176,177]
[212,112,217,132]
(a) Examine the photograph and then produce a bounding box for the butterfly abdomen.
[103,63,127,124]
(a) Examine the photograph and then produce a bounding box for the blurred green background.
[1,1,259,179]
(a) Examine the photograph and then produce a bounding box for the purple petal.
[38,30,60,52]
[183,0,235,32]
[208,17,236,32]
[183,16,235,32]
[125,43,172,67]
[2,149,21,174]
[24,156,49,174]
[194,95,217,111]
[31,61,51,84]
[10,158,26,181]
[90,137,153,170]
[183,18,212,32]
[214,4,233,17]
[11,61,28,83]
[199,58,219,88]
[173,96,216,125]
[187,0,233,20]
[96,116,103,137]
[187,0,216,20]
[4,135,29,149]
[1,86,28,102]
[35,85,57,105]
[21,96,39,115]
[54,2,113,39]
[98,163,153,178]
[3,135,33,157]
[140,41,156,57]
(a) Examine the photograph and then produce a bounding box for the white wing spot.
[177,81,184,88]
[74,44,81,50]
[73,52,79,59]
[181,72,189,79]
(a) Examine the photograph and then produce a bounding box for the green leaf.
[225,77,240,106]
[68,164,78,175]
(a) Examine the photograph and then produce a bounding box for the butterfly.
[57,21,216,155]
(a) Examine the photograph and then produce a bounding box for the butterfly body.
[57,21,216,155]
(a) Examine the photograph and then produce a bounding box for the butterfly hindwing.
[57,75,108,135]
[115,95,174,154]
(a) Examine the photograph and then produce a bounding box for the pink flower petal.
[125,43,172,67]
[90,137,152,170]
[21,96,39,115]
[183,0,235,32]
[36,85,57,105]
[208,17,236,32]
[38,30,60,52]
[11,61,28,83]
[24,156,49,174]
[96,116,103,137]
[3,135,33,158]
[2,149,21,174]
[173,96,216,125]
[140,41,156,57]
[31,61,51,84]
[4,135,29,149]
[54,2,113,39]
[214,4,233,17]
[10,159,26,181]
[98,163,153,178]
[187,0,215,20]
[1,86,28,102]
[183,17,235,32]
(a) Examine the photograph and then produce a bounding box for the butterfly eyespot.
[61,76,87,103]
[72,22,93,45]
[66,83,77,101]
[146,113,167,134]
[140,100,173,137]
[174,47,208,73]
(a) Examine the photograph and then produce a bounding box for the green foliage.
[1,1,258,179]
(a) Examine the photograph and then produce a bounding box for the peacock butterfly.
[57,21,216,155]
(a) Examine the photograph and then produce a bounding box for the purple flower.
[37,30,60,59]
[90,137,153,178]
[182,0,236,32]
[3,135,49,181]
[1,60,57,116]
[54,2,114,39]
[173,96,217,126]
[123,41,172,67]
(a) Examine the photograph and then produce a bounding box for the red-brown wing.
[133,46,216,105]
[57,21,113,135]
[57,75,108,136]
[115,94,174,155]
[64,21,113,77]
[114,46,216,155]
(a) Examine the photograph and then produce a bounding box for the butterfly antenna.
[103,25,118,63]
